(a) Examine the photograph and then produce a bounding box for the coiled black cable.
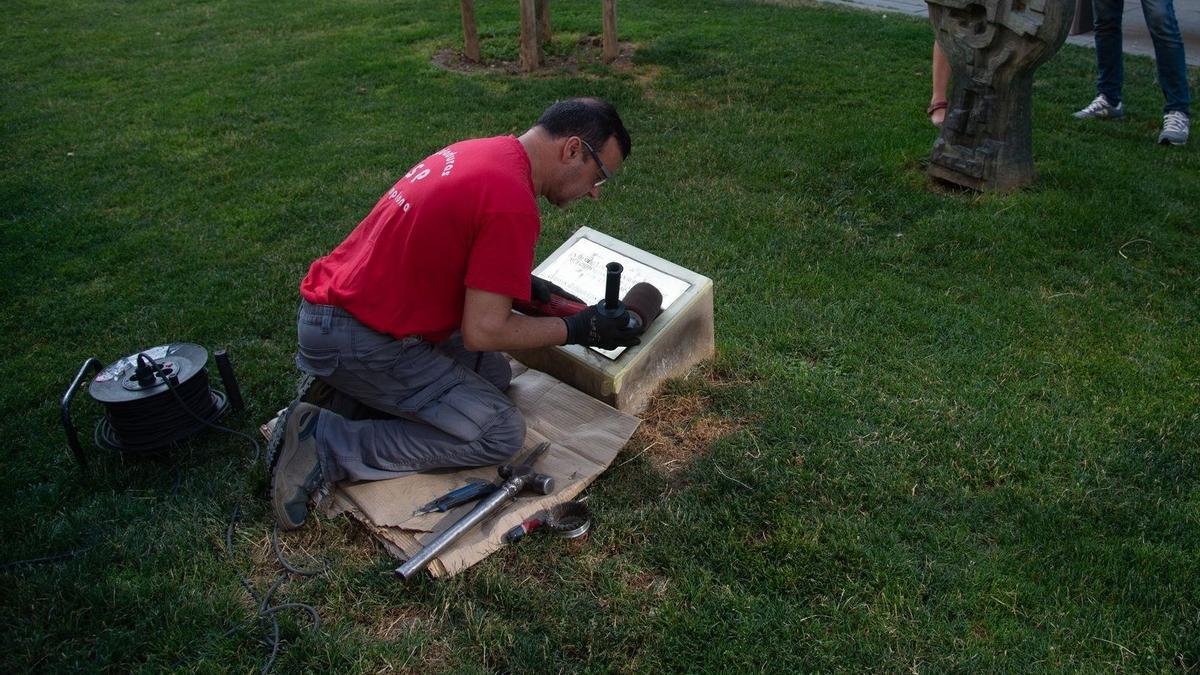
[96,363,223,454]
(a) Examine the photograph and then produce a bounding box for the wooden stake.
[602,0,617,62]
[460,0,480,62]
[519,0,539,71]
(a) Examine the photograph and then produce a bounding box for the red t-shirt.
[300,135,540,342]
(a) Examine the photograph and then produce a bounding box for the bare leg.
[929,41,951,127]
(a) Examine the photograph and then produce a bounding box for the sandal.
[927,101,948,128]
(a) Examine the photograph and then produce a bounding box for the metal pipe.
[395,478,523,579]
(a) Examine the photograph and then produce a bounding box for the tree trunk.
[519,0,539,71]
[602,0,617,62]
[536,0,551,46]
[460,0,480,62]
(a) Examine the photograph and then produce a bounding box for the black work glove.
[531,275,584,304]
[562,306,642,349]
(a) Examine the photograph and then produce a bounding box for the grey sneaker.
[1158,111,1190,145]
[1073,94,1124,119]
[270,402,323,530]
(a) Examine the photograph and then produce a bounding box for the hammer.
[395,443,555,579]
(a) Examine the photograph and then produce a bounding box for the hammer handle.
[396,476,523,579]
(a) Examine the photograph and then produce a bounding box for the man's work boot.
[296,373,335,407]
[266,375,334,469]
[270,402,324,530]
[295,372,370,420]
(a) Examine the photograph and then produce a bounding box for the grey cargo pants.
[296,300,525,483]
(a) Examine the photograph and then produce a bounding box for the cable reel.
[61,342,245,467]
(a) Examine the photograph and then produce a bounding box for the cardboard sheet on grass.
[322,361,640,578]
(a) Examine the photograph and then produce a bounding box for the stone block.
[509,227,715,414]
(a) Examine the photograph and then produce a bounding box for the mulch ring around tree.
[432,36,636,75]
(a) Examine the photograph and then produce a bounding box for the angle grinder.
[514,262,664,333]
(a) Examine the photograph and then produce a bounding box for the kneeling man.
[270,98,639,529]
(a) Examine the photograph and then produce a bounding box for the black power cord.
[0,541,97,572]
[271,522,329,577]
[223,506,321,675]
[7,351,328,673]
[149,355,326,673]
[153,356,262,464]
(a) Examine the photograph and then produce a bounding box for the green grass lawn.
[3,0,1198,671]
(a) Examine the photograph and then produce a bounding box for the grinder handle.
[61,357,104,468]
[604,262,623,311]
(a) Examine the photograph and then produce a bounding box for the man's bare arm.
[461,287,568,352]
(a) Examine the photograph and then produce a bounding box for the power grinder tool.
[515,262,664,333]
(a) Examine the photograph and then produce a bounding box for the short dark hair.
[535,98,631,159]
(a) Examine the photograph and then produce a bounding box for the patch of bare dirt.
[633,64,663,100]
[366,606,429,641]
[623,568,670,600]
[367,637,452,672]
[625,367,749,474]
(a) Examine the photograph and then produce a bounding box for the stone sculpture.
[927,0,1074,192]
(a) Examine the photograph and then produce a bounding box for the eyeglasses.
[580,139,612,188]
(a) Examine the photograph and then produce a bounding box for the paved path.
[815,0,1200,66]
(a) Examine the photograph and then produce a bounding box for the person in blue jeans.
[1073,0,1191,145]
